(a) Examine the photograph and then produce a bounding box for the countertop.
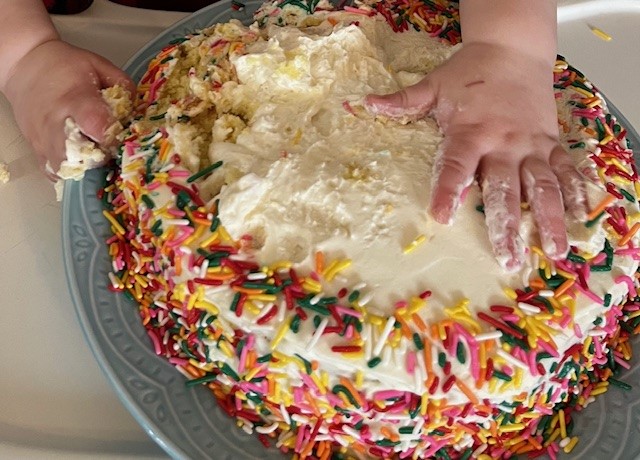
[0,0,638,458]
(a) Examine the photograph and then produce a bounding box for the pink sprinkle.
[537,338,560,358]
[373,390,405,400]
[615,274,638,298]
[167,208,186,217]
[574,283,604,304]
[591,253,607,265]
[547,446,558,460]
[406,351,416,374]
[501,314,520,323]
[169,357,189,366]
[238,343,249,374]
[343,5,375,16]
[168,169,190,178]
[334,306,363,319]
[573,323,583,339]
[146,330,162,355]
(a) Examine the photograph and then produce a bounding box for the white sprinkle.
[199,259,209,278]
[412,417,425,435]
[358,291,374,306]
[310,293,324,305]
[363,323,373,360]
[588,329,606,337]
[247,272,268,280]
[256,422,278,434]
[496,349,529,371]
[373,316,396,357]
[353,282,367,291]
[291,414,309,425]
[538,290,555,297]
[342,426,361,440]
[163,218,191,226]
[306,317,329,351]
[518,302,542,315]
[559,437,571,448]
[474,331,503,342]
[280,403,291,426]
[159,162,176,173]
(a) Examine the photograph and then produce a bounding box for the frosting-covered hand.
[2,39,135,176]
[364,43,588,271]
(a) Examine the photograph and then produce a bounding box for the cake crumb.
[0,162,9,184]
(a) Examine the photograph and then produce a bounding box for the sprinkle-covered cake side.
[100,1,640,459]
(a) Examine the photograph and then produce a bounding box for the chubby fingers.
[480,159,525,271]
[521,155,569,260]
[429,135,478,224]
[549,145,588,221]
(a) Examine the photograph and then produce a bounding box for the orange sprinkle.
[475,366,486,390]
[619,222,640,246]
[423,338,433,377]
[528,436,543,450]
[175,254,182,276]
[394,314,413,340]
[586,194,616,221]
[315,251,325,275]
[529,278,546,290]
[554,279,575,298]
[339,377,365,407]
[412,313,428,332]
[113,203,129,215]
[455,378,479,405]
[380,426,399,442]
[231,286,265,295]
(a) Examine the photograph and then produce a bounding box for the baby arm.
[0,0,135,175]
[365,0,587,270]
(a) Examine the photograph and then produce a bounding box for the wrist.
[0,0,60,93]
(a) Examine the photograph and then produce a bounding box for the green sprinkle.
[593,317,603,326]
[456,341,466,364]
[220,362,240,381]
[185,374,218,387]
[313,315,322,328]
[492,370,512,382]
[398,426,414,434]
[536,352,553,362]
[257,353,273,363]
[375,439,400,447]
[332,384,360,407]
[187,160,224,183]
[210,216,220,232]
[569,142,586,149]
[290,314,301,333]
[585,211,605,228]
[367,357,382,368]
[348,290,360,303]
[160,55,174,64]
[604,293,612,307]
[149,113,166,121]
[294,353,312,374]
[123,290,136,302]
[566,252,586,263]
[581,117,589,127]
[150,220,163,235]
[619,187,636,202]
[230,292,241,312]
[169,36,189,45]
[438,352,447,368]
[141,194,155,209]
[475,204,485,214]
[412,333,424,350]
[176,190,191,209]
[460,448,473,460]
[608,377,632,391]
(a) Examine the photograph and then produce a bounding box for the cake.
[100,0,640,458]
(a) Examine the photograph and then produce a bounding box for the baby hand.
[3,39,135,176]
[365,43,587,271]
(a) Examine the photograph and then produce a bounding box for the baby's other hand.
[364,43,588,271]
[3,39,135,176]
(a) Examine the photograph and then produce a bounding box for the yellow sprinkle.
[302,278,322,293]
[199,231,220,248]
[219,340,235,358]
[311,374,327,394]
[271,321,290,350]
[572,86,594,98]
[500,423,525,433]
[563,436,580,453]
[102,210,126,235]
[420,392,429,416]
[134,274,149,288]
[589,24,612,41]
[559,409,567,439]
[590,386,608,396]
[244,366,262,381]
[403,234,427,254]
[355,371,364,388]
[544,428,562,447]
[249,294,278,302]
[186,294,198,311]
[503,287,518,300]
[324,259,352,282]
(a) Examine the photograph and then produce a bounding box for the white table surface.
[0,0,638,458]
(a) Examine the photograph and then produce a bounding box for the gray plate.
[62,1,640,459]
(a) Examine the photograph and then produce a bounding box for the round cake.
[101,0,640,458]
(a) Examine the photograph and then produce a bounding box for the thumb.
[363,78,436,120]
[75,55,136,144]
